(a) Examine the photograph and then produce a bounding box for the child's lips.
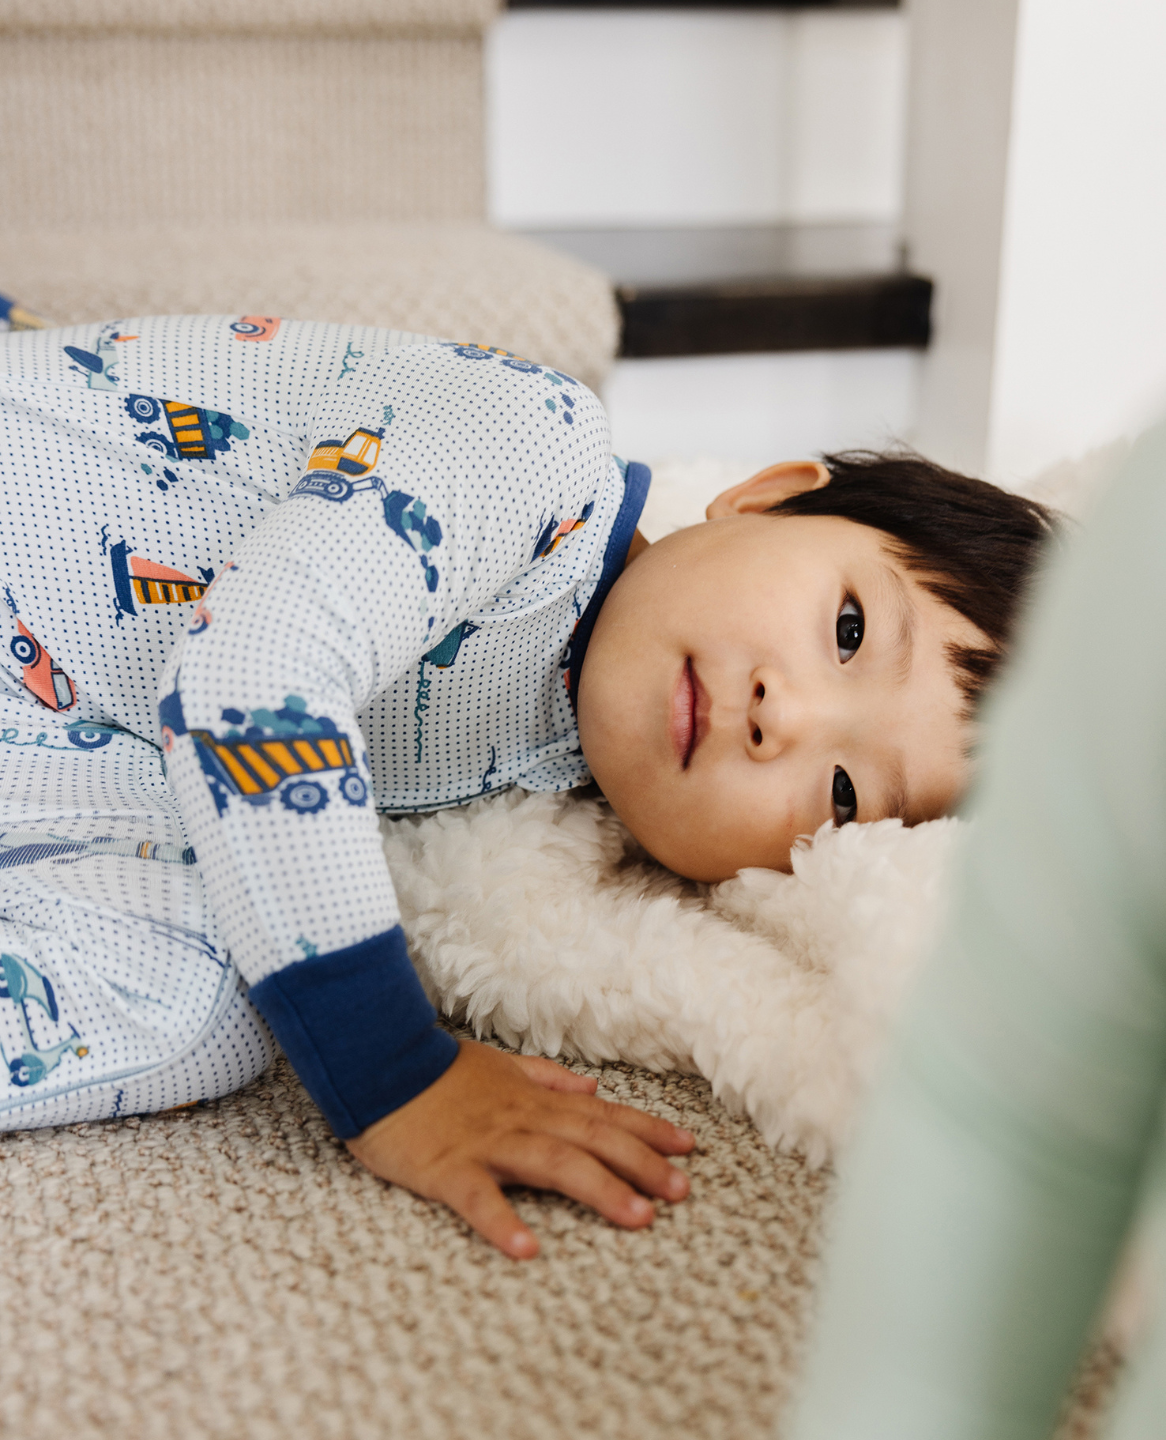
[671,657,710,769]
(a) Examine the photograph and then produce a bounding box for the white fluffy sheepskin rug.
[383,794,960,1165]
[381,445,1119,1164]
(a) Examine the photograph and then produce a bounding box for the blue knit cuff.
[249,927,459,1139]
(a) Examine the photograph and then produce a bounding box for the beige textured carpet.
[0,1044,828,1440]
[1,4,498,231]
[0,222,621,396]
[0,1040,1119,1440]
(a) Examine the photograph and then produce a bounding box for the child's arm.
[158,344,692,1247]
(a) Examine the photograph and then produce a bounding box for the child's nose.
[746,667,830,761]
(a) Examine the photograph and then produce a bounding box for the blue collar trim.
[567,459,651,713]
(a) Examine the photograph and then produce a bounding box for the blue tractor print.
[0,951,88,1087]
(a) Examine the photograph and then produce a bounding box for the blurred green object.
[791,419,1166,1440]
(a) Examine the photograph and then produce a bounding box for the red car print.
[9,621,76,712]
[230,316,281,342]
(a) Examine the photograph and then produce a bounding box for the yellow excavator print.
[306,427,384,478]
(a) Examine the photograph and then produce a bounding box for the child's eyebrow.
[877,755,911,823]
[879,563,916,685]
[873,567,915,820]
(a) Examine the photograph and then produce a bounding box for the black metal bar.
[616,274,932,357]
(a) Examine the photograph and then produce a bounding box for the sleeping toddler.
[0,315,1054,1256]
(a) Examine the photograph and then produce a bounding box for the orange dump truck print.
[193,728,361,814]
[124,394,250,462]
[8,622,75,712]
[162,403,216,459]
[159,688,369,818]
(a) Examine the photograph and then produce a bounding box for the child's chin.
[652,830,794,883]
[599,788,759,882]
[635,832,742,884]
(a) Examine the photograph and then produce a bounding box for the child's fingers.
[566,1090,696,1156]
[446,1162,541,1260]
[555,1111,690,1202]
[491,1134,658,1231]
[512,1054,598,1094]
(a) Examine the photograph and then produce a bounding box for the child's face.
[576,462,985,880]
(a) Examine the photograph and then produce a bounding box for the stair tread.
[521,223,931,357]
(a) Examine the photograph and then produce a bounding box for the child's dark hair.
[767,448,1060,714]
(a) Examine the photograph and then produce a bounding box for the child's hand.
[346,1038,695,1258]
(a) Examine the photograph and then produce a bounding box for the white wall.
[486,9,908,229]
[987,0,1166,482]
[603,348,921,465]
[901,0,1020,476]
[489,6,918,464]
[906,0,1166,483]
[493,3,1166,476]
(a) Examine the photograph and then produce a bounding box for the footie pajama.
[0,315,648,1134]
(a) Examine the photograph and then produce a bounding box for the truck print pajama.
[0,315,648,1133]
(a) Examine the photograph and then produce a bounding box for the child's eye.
[837,598,864,662]
[832,766,858,826]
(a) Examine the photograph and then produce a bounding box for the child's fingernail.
[667,1171,688,1198]
[630,1196,654,1221]
[675,1128,694,1144]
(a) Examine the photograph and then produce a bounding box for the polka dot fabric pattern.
[0,315,643,1133]
[0,683,275,1129]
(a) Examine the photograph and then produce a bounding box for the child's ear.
[705,460,830,520]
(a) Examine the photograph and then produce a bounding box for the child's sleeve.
[157,344,610,1138]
